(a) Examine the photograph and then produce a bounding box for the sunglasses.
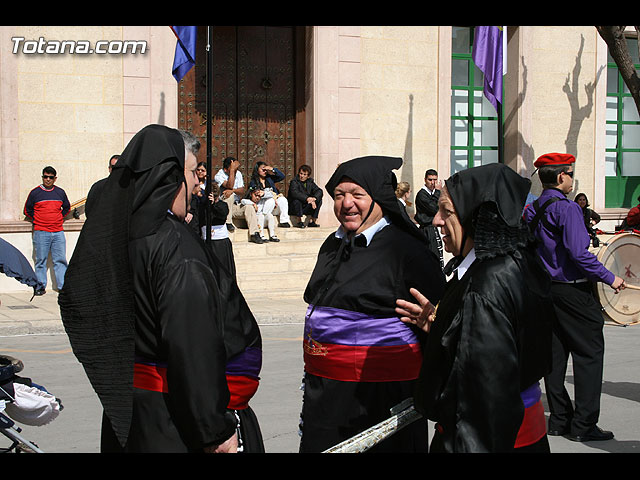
[42,175,56,179]
[562,170,574,178]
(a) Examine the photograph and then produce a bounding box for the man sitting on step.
[214,157,261,243]
[288,165,323,228]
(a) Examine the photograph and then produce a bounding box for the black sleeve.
[414,190,438,227]
[310,180,324,201]
[288,179,308,203]
[153,241,237,449]
[449,292,523,452]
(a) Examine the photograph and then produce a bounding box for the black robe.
[198,198,236,278]
[99,214,236,452]
[62,125,264,453]
[416,248,553,452]
[299,222,445,452]
[414,188,443,268]
[84,177,107,218]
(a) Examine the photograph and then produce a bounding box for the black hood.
[445,163,531,231]
[59,124,186,447]
[325,155,425,242]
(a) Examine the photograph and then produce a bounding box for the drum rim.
[595,232,640,325]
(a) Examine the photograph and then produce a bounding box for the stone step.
[238,270,314,293]
[227,226,333,297]
[228,225,333,243]
[235,253,318,275]
[232,239,325,259]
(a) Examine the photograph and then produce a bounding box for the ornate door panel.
[178,26,301,194]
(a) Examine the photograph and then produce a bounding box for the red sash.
[133,363,168,393]
[303,340,422,382]
[133,363,257,410]
[514,399,546,448]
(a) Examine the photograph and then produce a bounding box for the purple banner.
[472,26,504,113]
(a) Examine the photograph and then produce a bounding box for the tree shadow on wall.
[563,34,605,199]
[505,56,537,191]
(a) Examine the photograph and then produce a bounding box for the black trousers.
[299,373,428,453]
[288,197,321,219]
[544,282,605,436]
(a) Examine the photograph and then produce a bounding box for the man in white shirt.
[214,157,261,243]
[414,169,444,269]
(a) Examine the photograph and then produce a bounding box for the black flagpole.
[205,26,213,244]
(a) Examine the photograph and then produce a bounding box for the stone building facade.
[0,25,636,291]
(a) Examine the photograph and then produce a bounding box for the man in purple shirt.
[524,152,625,443]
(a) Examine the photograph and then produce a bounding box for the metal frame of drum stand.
[1,411,44,453]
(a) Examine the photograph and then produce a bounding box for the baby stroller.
[1,355,63,453]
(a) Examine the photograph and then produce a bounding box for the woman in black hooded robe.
[59,125,263,453]
[396,163,554,453]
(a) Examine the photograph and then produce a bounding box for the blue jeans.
[33,230,67,290]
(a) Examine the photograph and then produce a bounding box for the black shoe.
[307,221,320,227]
[279,222,291,228]
[226,223,235,232]
[249,233,264,244]
[295,222,306,228]
[269,236,280,242]
[547,428,570,437]
[567,426,614,442]
[34,288,46,296]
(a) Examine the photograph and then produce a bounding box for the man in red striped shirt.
[23,166,70,295]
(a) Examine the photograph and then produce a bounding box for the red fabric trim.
[514,399,546,448]
[226,375,259,410]
[133,363,169,393]
[303,341,422,382]
[133,364,259,410]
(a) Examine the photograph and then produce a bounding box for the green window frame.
[605,35,640,208]
[450,26,501,175]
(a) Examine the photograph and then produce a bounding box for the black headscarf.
[58,124,187,447]
[443,163,533,274]
[325,155,425,243]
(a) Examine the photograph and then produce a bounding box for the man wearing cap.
[299,156,445,453]
[524,152,625,443]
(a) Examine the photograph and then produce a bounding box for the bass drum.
[595,232,640,325]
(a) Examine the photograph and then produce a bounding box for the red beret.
[534,153,575,168]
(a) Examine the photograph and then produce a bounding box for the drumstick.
[625,284,640,291]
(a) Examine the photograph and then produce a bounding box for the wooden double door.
[178,26,306,195]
